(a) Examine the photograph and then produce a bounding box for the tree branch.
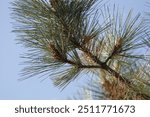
[70,39,131,84]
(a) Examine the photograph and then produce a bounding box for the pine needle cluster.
[11,0,150,99]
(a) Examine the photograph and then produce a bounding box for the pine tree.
[11,0,150,99]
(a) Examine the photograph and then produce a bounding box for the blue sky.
[0,0,149,100]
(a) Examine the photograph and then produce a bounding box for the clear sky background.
[0,0,149,100]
